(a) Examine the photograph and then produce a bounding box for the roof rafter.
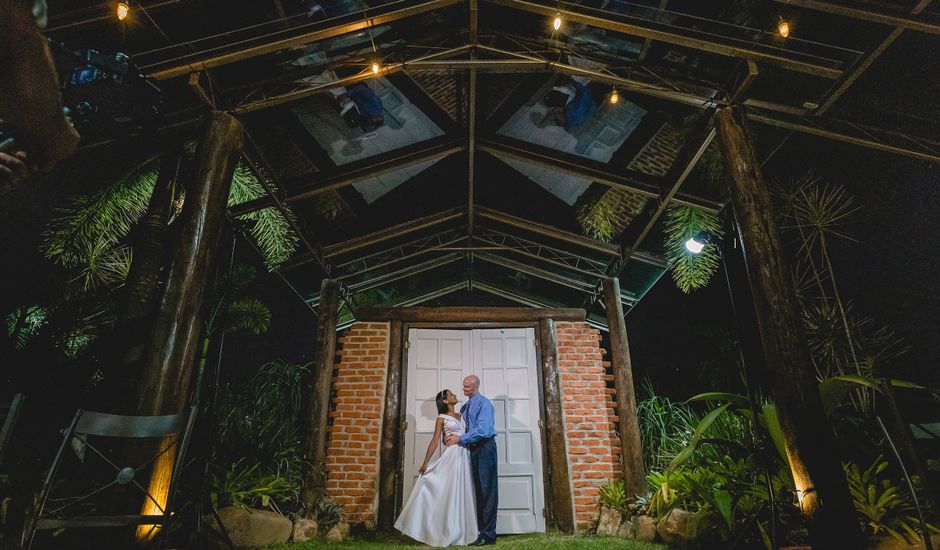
[324,207,464,258]
[484,0,846,78]
[229,136,466,216]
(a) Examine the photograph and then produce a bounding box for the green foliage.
[41,160,158,289]
[226,297,272,335]
[845,455,939,543]
[6,305,47,349]
[576,191,620,242]
[636,387,701,471]
[211,360,310,514]
[209,459,297,510]
[316,497,344,532]
[664,204,724,293]
[599,479,630,518]
[228,160,300,271]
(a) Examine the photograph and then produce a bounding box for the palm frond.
[6,305,47,349]
[783,174,859,243]
[41,160,159,270]
[664,205,725,293]
[227,297,272,335]
[228,160,300,271]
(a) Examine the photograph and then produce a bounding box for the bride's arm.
[418,417,444,475]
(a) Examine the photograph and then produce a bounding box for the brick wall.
[554,322,622,530]
[324,322,390,526]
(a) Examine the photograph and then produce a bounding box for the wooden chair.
[23,407,196,549]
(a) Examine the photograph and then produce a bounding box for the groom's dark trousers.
[469,437,498,541]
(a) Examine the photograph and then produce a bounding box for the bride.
[395,389,479,547]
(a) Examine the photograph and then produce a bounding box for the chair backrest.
[24,406,197,549]
[0,394,25,467]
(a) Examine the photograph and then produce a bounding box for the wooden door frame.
[371,307,582,533]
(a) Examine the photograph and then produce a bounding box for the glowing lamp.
[552,14,562,31]
[609,88,619,105]
[117,1,129,20]
[777,18,791,38]
[371,62,381,75]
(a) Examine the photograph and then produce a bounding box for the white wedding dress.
[395,414,479,547]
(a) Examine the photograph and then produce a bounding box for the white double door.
[402,328,546,533]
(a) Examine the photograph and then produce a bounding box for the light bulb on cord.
[117,1,130,20]
[685,237,705,254]
[777,17,791,38]
[609,88,619,105]
[552,14,562,31]
[371,61,381,75]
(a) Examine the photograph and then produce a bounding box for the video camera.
[49,41,164,140]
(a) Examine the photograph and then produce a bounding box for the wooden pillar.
[133,111,243,416]
[538,318,575,533]
[377,319,404,531]
[601,278,645,496]
[715,106,863,549]
[301,278,341,514]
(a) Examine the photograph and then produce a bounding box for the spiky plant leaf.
[577,192,619,242]
[6,306,47,349]
[41,160,159,272]
[665,205,724,293]
[780,174,859,248]
[226,297,272,335]
[228,160,300,271]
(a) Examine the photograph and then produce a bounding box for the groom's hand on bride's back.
[444,434,461,446]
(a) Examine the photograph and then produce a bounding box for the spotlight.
[117,1,129,20]
[776,17,791,38]
[552,14,562,31]
[371,61,381,75]
[609,88,619,105]
[684,231,713,254]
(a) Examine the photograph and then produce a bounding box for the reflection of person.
[395,389,479,547]
[331,82,385,133]
[543,77,596,130]
[445,375,498,546]
[0,0,81,194]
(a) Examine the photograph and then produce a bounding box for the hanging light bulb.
[776,17,791,38]
[116,1,130,20]
[609,88,619,105]
[552,13,562,31]
[371,61,381,75]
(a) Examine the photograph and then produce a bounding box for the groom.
[445,375,497,546]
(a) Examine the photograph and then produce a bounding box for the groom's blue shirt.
[460,392,497,446]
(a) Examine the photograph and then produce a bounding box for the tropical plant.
[598,479,630,518]
[228,159,300,270]
[209,459,297,511]
[636,386,701,471]
[577,190,621,242]
[210,360,311,514]
[663,204,724,293]
[845,455,940,543]
[316,497,344,532]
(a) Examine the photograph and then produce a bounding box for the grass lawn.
[269,532,666,549]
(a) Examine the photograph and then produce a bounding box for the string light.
[117,1,130,20]
[777,17,791,38]
[371,61,381,75]
[552,13,562,31]
[609,88,619,105]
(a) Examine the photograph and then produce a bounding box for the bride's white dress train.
[394,414,479,547]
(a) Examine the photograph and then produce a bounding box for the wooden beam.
[477,207,621,256]
[771,0,940,35]
[601,278,645,496]
[377,319,404,531]
[323,208,464,258]
[301,279,341,514]
[134,111,243,416]
[144,0,463,79]
[478,135,722,213]
[474,251,597,293]
[716,106,863,549]
[356,306,586,322]
[484,0,844,78]
[229,137,466,216]
[538,318,575,533]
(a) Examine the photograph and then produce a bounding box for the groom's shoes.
[469,537,495,546]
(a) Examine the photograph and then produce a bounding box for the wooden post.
[133,111,243,416]
[601,278,645,496]
[538,318,575,533]
[301,278,341,515]
[377,319,404,531]
[716,105,863,549]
